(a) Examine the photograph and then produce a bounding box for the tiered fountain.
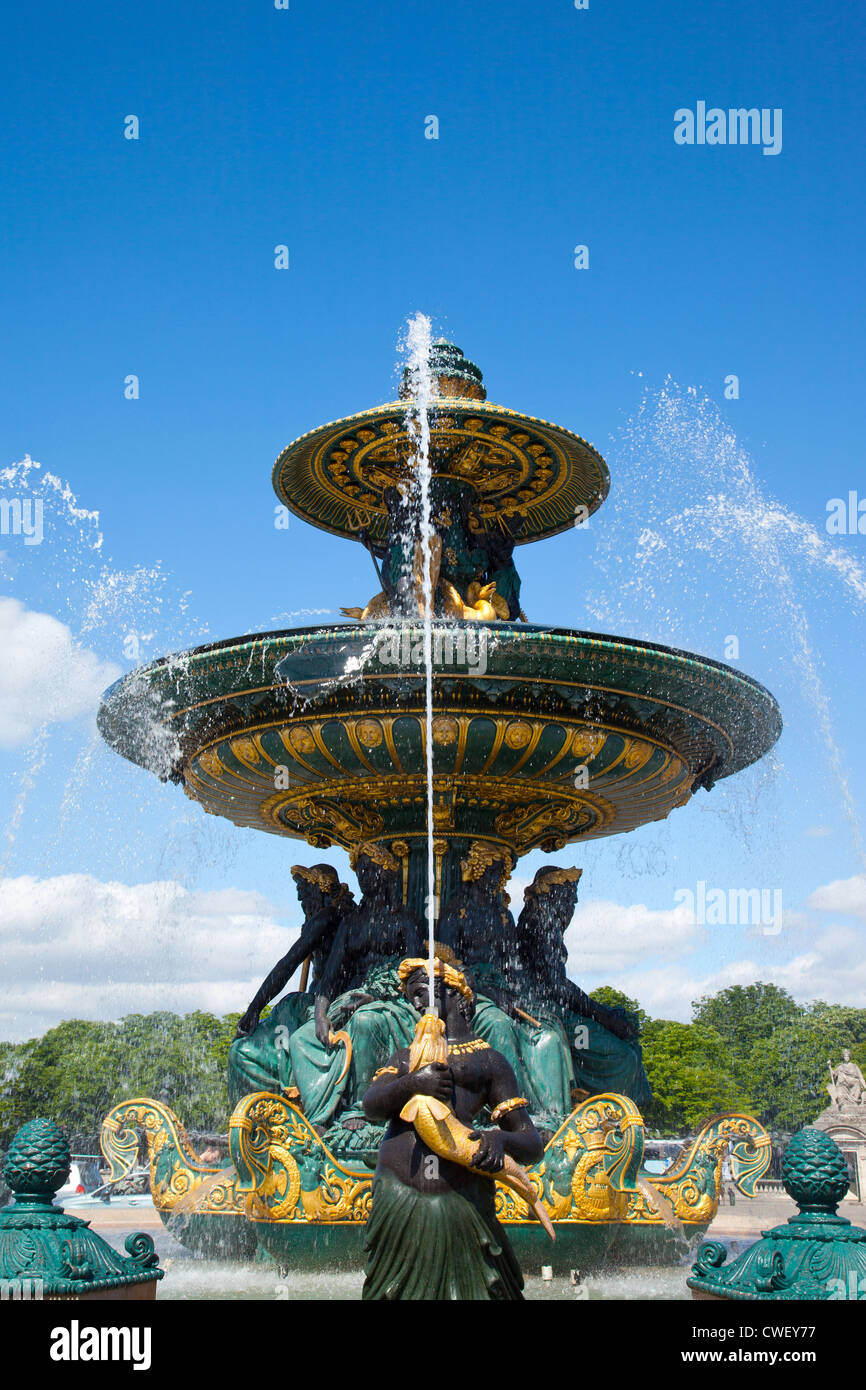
[97,337,781,1272]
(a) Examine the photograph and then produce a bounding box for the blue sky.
[1,0,864,1039]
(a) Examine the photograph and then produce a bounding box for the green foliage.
[741,1003,866,1132]
[0,1012,239,1149]
[1,984,861,1147]
[640,1020,751,1132]
[692,983,802,1059]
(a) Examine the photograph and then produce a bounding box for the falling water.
[401,313,437,1004]
[585,380,866,869]
[0,455,209,880]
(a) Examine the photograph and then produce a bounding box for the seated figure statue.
[828,1050,866,1109]
[228,864,354,1108]
[438,842,575,1129]
[514,866,651,1108]
[287,842,425,1134]
[362,952,544,1301]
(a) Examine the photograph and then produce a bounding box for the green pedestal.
[0,1119,163,1300]
[688,1127,866,1301]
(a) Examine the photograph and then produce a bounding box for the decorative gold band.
[490,1096,529,1124]
[372,1065,399,1082]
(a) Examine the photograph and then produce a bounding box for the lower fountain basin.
[98,622,781,870]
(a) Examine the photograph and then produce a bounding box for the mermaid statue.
[514,866,651,1108]
[362,952,545,1301]
[439,848,651,1124]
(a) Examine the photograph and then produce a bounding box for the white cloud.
[0,597,121,747]
[0,874,298,1040]
[804,825,832,839]
[807,874,866,921]
[4,869,865,1041]
[569,872,866,1020]
[565,897,703,975]
[584,922,866,1022]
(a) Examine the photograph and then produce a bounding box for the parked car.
[55,1163,86,1200]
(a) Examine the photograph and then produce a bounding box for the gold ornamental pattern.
[272,399,609,547]
[183,710,690,857]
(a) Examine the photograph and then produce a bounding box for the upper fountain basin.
[272,398,609,549]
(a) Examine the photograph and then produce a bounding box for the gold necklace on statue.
[447,1038,490,1055]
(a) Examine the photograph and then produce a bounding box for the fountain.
[96,331,780,1276]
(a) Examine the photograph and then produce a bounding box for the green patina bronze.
[0,1119,163,1299]
[97,620,780,924]
[688,1127,866,1301]
[95,340,782,1269]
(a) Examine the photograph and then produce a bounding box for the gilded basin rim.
[271,397,610,547]
[98,621,782,787]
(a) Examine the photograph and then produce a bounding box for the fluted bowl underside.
[97,623,781,858]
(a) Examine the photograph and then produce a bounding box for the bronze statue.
[468,506,524,619]
[227,864,354,1107]
[361,953,545,1300]
[515,867,636,1039]
[285,843,424,1132]
[342,476,515,623]
[438,844,577,1129]
[437,842,516,978]
[515,866,651,1107]
[235,864,353,1038]
[310,843,424,1050]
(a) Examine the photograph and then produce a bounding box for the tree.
[691,983,802,1062]
[743,1004,866,1131]
[640,1020,752,1134]
[0,1012,240,1150]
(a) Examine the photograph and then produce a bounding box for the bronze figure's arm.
[363,1054,452,1122]
[471,1054,544,1172]
[311,919,353,1047]
[235,905,339,1037]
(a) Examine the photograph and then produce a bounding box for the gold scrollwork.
[100,1098,246,1218]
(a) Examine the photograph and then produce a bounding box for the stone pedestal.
[813,1108,866,1202]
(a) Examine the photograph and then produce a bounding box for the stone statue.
[828,1050,866,1110]
[227,864,354,1107]
[286,843,425,1132]
[361,953,544,1300]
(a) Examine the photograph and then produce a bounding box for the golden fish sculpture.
[400,1013,555,1240]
